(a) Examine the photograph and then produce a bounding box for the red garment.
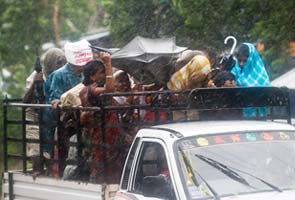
[143,110,167,123]
[79,85,122,183]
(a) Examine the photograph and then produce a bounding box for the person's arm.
[91,83,106,96]
[23,84,36,103]
[23,72,44,103]
[99,52,114,92]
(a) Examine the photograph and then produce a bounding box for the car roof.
[149,120,295,138]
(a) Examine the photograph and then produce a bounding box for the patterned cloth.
[79,85,122,183]
[167,55,211,90]
[231,43,270,117]
[231,43,270,87]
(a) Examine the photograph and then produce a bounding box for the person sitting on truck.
[167,54,212,90]
[113,70,137,136]
[231,43,270,117]
[113,70,133,103]
[45,40,93,108]
[79,53,122,183]
[174,49,205,71]
[132,81,168,124]
[203,70,241,120]
[167,52,214,121]
[231,43,270,87]
[112,70,140,169]
[208,70,236,87]
[43,40,93,176]
[23,47,66,176]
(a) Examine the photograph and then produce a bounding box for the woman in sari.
[231,43,270,117]
[231,43,270,87]
[79,53,121,183]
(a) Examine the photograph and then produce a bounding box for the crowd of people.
[23,39,270,183]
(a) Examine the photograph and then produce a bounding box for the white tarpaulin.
[271,68,295,88]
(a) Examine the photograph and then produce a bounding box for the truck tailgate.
[2,172,119,200]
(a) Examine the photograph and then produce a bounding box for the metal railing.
[2,87,291,183]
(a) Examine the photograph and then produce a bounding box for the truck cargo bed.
[2,171,118,200]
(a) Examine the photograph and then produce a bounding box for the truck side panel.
[2,172,104,200]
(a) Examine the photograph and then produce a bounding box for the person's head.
[113,70,131,92]
[202,47,218,68]
[64,39,93,74]
[82,60,105,86]
[212,71,236,87]
[42,48,67,78]
[175,50,204,71]
[218,54,236,71]
[233,43,270,87]
[237,44,249,68]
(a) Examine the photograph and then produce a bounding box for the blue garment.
[42,63,83,156]
[46,63,83,103]
[231,43,270,87]
[231,43,270,118]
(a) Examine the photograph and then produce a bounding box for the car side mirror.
[142,175,172,199]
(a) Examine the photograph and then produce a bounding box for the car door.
[117,138,177,200]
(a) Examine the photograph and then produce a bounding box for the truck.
[2,87,295,199]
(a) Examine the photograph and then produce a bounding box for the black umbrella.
[218,36,237,71]
[110,36,187,85]
[112,55,179,85]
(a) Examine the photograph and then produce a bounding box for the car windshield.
[176,130,295,199]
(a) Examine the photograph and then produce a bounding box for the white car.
[115,120,295,200]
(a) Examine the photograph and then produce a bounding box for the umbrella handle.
[224,36,237,55]
[89,45,112,54]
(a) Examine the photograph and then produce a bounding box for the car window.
[132,142,174,198]
[176,131,295,199]
[121,137,140,190]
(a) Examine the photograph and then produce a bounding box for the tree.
[0,0,104,98]
[249,0,295,78]
[105,0,184,46]
[106,0,295,79]
[0,0,108,181]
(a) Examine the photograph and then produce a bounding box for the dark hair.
[218,54,236,71]
[208,68,221,80]
[82,60,105,86]
[114,70,129,80]
[202,47,218,67]
[212,71,235,87]
[237,44,249,58]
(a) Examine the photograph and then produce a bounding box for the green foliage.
[0,0,103,98]
[59,0,99,40]
[0,0,107,180]
[250,0,295,78]
[0,1,49,67]
[106,0,295,79]
[105,0,184,46]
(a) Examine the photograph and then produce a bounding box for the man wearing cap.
[45,39,93,107]
[42,40,93,175]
